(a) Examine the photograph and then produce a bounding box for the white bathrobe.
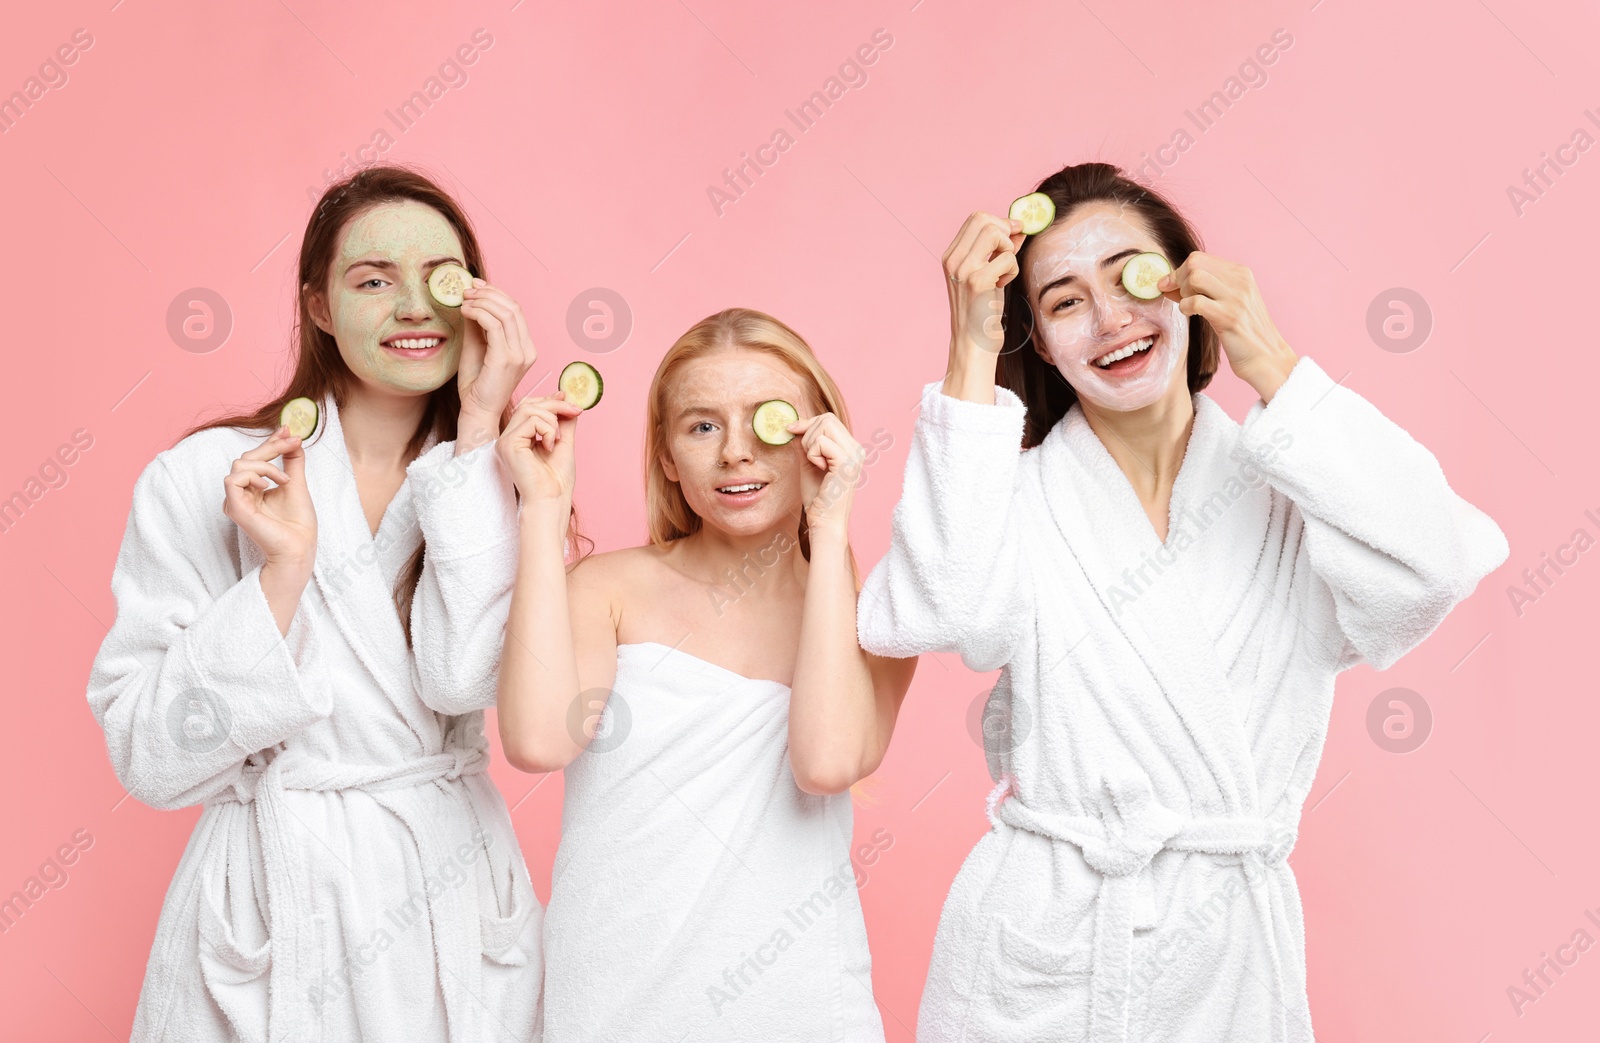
[856,356,1508,1043]
[86,393,543,1043]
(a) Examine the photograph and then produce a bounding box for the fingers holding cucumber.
[223,426,318,567]
[943,210,1025,357]
[497,388,586,503]
[452,275,538,451]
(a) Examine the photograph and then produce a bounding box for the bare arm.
[789,527,917,795]
[497,500,580,773]
[493,392,619,773]
[784,411,918,795]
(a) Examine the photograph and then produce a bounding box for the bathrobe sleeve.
[1234,355,1510,671]
[857,378,1033,672]
[86,452,334,811]
[407,438,522,715]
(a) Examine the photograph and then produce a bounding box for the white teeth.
[1094,337,1153,368]
[389,338,442,351]
[718,483,764,493]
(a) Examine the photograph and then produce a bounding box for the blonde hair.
[643,307,860,581]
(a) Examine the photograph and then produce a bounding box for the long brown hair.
[640,307,861,584]
[998,162,1221,448]
[181,165,528,646]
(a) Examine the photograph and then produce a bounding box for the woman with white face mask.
[86,166,551,1042]
[857,162,1509,1042]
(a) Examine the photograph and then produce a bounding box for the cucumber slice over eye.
[752,399,799,445]
[558,361,603,410]
[1121,252,1173,300]
[279,397,319,441]
[1008,192,1055,235]
[427,263,472,308]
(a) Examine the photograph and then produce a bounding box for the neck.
[674,514,808,594]
[1079,387,1195,501]
[338,383,430,470]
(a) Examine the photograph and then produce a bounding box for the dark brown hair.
[997,162,1221,448]
[181,165,584,644]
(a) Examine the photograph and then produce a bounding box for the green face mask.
[319,200,468,395]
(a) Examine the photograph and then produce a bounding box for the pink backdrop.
[2,0,1595,1039]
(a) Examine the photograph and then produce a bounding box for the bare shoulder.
[567,544,673,616]
[569,544,663,587]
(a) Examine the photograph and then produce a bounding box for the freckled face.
[659,349,814,537]
[316,201,469,395]
[1024,203,1188,412]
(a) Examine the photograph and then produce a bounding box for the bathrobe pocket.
[475,822,541,968]
[195,858,272,1043]
[970,909,1093,1041]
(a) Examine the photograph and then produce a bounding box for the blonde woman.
[494,308,911,1041]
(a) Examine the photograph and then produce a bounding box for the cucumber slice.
[752,399,799,445]
[1008,192,1055,235]
[558,361,603,410]
[427,263,472,308]
[1121,252,1173,300]
[279,397,319,440]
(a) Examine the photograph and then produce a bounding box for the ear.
[306,283,334,336]
[658,449,679,484]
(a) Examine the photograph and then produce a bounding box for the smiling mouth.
[1093,335,1154,368]
[716,481,767,494]
[383,335,446,352]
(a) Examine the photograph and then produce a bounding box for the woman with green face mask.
[86,166,557,1041]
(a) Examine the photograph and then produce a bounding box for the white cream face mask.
[1024,206,1187,412]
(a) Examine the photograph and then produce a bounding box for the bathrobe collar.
[303,391,440,714]
[1036,390,1263,814]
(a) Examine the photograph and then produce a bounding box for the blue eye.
[360,278,386,289]
[692,421,716,434]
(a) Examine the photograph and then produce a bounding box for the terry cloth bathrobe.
[856,356,1508,1043]
[86,393,542,1043]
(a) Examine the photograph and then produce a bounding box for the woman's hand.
[456,279,538,452]
[223,428,317,569]
[497,391,585,508]
[942,210,1025,401]
[787,412,866,541]
[1157,252,1299,400]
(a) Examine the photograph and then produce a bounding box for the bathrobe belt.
[986,775,1296,1043]
[207,742,491,1042]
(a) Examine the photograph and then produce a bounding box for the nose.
[720,419,756,467]
[394,272,432,321]
[1091,282,1136,337]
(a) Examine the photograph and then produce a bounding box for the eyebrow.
[673,399,786,420]
[343,255,466,277]
[1034,247,1146,302]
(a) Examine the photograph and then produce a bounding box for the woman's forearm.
[788,528,884,794]
[497,502,582,772]
[943,341,1001,405]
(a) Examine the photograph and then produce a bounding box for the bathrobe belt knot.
[987,774,1297,1043]
[206,742,492,1041]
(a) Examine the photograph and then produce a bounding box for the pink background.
[2,0,1595,1039]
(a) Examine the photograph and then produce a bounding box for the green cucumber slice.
[279,397,318,440]
[558,361,603,409]
[1121,252,1172,300]
[427,263,472,308]
[752,399,799,445]
[1008,192,1055,235]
